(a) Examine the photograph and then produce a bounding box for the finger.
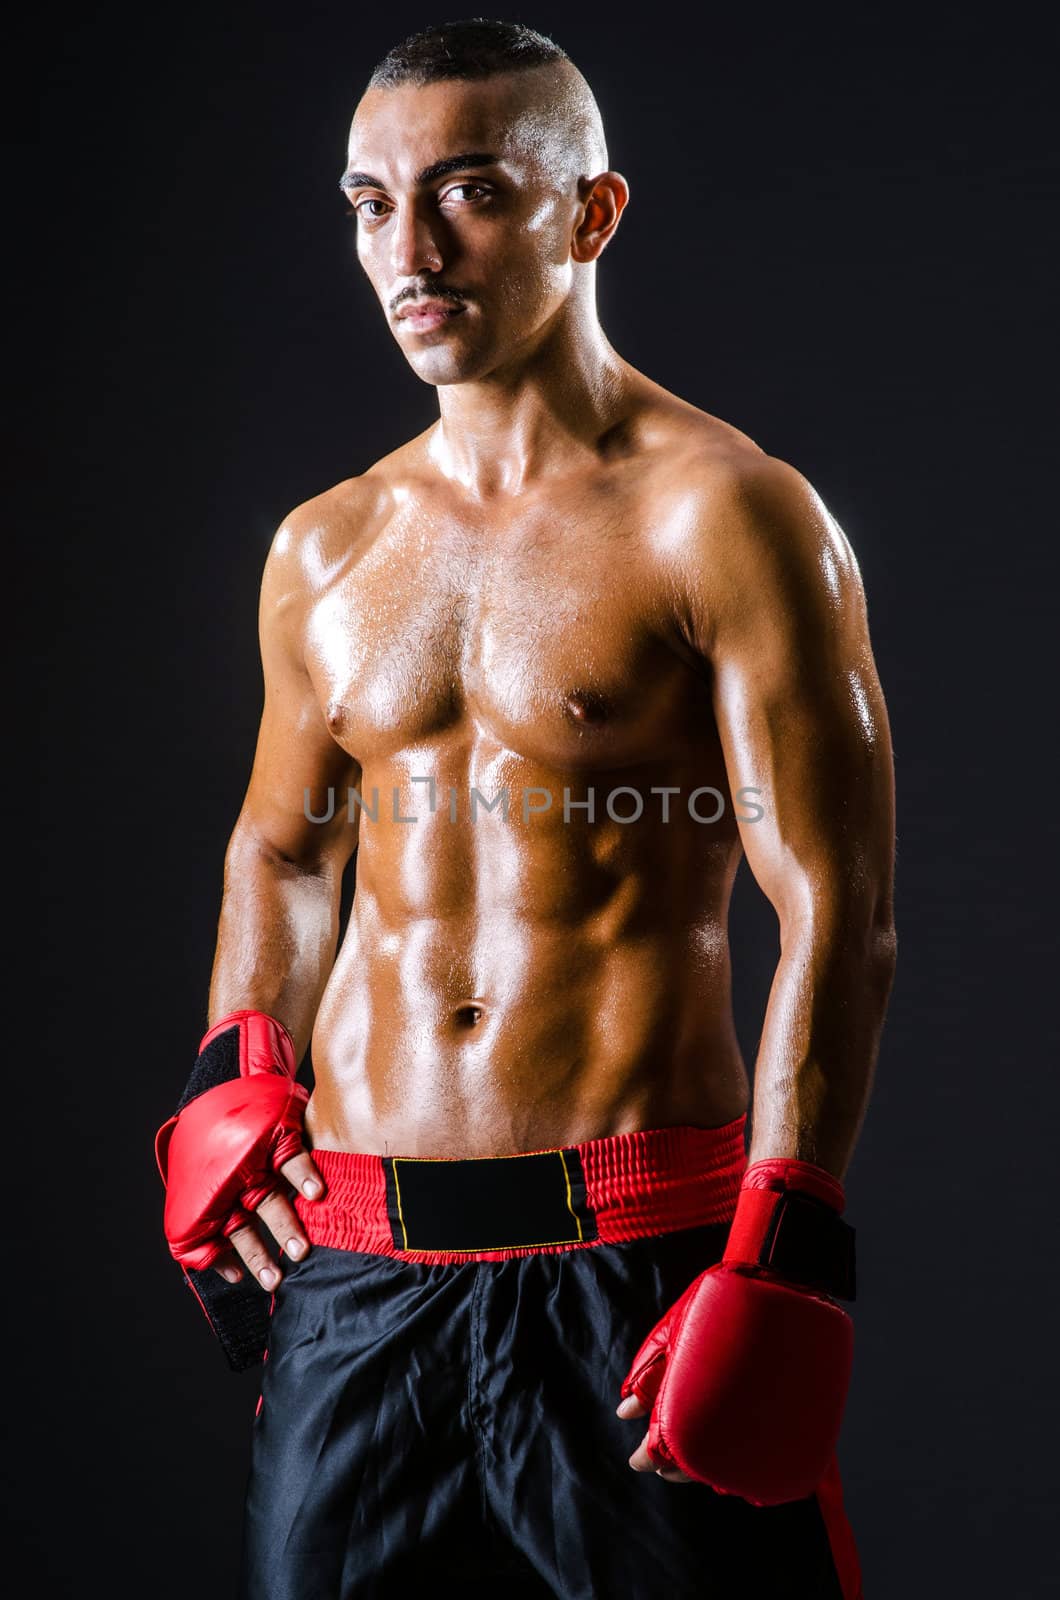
[616,1394,647,1419]
[279,1150,327,1200]
[619,1354,666,1413]
[628,1432,696,1482]
[254,1189,311,1261]
[210,1246,245,1285]
[628,1433,658,1472]
[227,1223,283,1291]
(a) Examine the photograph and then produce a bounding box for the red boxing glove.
[155,1009,308,1272]
[620,1157,856,1505]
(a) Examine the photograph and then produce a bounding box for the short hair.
[368,18,568,89]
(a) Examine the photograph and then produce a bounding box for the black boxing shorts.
[238,1118,863,1599]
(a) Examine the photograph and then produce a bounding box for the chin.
[405,342,504,388]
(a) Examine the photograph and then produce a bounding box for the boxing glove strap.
[724,1160,856,1302]
[175,1009,296,1113]
[164,1008,298,1373]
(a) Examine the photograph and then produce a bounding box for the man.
[157,18,896,1599]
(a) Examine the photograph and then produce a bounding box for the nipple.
[564,689,609,724]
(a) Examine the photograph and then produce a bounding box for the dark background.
[16,1,1058,1594]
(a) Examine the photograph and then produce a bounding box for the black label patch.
[384,1147,599,1253]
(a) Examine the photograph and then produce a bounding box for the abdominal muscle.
[305,811,751,1157]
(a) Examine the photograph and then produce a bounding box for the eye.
[345,197,391,225]
[441,182,490,205]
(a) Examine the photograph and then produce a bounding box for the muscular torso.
[300,402,759,1155]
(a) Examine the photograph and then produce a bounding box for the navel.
[453,1003,485,1029]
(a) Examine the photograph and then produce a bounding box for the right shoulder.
[262,430,436,604]
[262,470,388,604]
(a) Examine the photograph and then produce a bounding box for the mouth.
[394,299,467,333]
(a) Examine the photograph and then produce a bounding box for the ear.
[571,171,630,264]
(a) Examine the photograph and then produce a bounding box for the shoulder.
[628,387,842,552]
[637,419,867,655]
[638,401,835,551]
[262,431,433,604]
[697,449,859,585]
[644,402,860,591]
[631,397,821,552]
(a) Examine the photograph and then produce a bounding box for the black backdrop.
[16,3,1058,1595]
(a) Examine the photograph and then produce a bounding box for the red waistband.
[294,1117,747,1264]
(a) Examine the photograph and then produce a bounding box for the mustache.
[389,284,469,315]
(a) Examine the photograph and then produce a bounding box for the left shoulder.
[632,397,849,562]
[649,432,869,656]
[679,438,854,570]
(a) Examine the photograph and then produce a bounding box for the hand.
[211,1151,327,1290]
[615,1159,856,1505]
[157,1008,320,1285]
[616,1392,696,1484]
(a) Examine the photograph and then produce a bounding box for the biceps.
[715,649,894,924]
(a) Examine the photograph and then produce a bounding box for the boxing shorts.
[239,1117,862,1599]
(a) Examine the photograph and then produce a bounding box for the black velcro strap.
[183,1266,273,1372]
[384,1147,599,1253]
[170,1024,271,1370]
[764,1193,857,1301]
[175,1025,241,1112]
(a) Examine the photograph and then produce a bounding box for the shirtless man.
[156,19,896,1599]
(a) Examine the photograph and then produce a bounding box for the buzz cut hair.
[368,17,569,89]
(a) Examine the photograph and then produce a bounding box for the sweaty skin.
[204,63,898,1465]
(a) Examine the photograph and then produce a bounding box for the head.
[342,19,628,386]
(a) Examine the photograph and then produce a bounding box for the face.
[342,74,599,386]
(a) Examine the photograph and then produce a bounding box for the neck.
[429,298,635,499]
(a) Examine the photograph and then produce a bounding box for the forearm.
[207,822,349,1061]
[747,901,897,1178]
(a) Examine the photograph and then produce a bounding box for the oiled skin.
[210,388,895,1167]
[205,65,896,1227]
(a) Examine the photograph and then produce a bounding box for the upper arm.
[694,456,895,937]
[235,507,361,871]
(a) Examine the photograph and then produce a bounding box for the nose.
[390,200,443,279]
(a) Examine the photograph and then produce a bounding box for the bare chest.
[304,497,709,770]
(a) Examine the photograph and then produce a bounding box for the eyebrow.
[338,150,499,194]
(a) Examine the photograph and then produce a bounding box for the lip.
[395,300,466,332]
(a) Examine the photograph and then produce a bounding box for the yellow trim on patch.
[400,1236,589,1254]
[391,1161,410,1250]
[557,1149,585,1241]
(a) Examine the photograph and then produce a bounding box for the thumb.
[620,1343,669,1411]
[620,1300,680,1409]
[619,1273,707,1409]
